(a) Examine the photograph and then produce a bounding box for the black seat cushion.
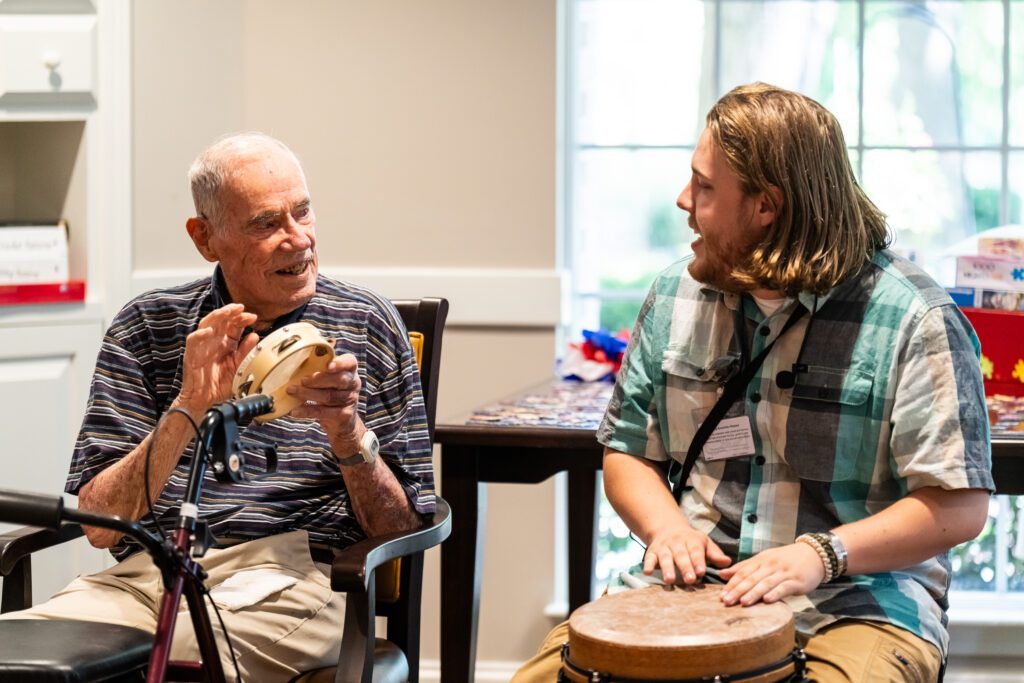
[0,619,151,682]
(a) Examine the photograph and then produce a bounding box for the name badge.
[701,416,756,461]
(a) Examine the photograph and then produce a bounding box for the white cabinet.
[0,317,109,601]
[0,0,129,603]
[0,14,97,101]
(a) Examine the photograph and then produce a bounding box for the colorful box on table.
[956,255,1024,293]
[978,236,1024,259]
[960,307,1024,397]
[945,286,1024,311]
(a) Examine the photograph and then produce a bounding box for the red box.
[0,280,86,306]
[961,307,1024,397]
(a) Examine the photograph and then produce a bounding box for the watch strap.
[337,430,378,467]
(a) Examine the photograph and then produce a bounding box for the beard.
[686,216,760,293]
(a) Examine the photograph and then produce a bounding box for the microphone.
[0,488,65,529]
[225,394,275,422]
[775,363,807,389]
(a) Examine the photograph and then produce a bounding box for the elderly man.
[1,133,434,680]
[513,83,992,682]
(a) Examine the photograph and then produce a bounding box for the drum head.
[566,584,795,681]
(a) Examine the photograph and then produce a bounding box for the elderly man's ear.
[186,216,219,263]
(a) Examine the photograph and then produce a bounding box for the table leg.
[441,444,487,683]
[567,467,598,613]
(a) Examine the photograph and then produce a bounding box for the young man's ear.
[186,216,219,263]
[755,185,783,229]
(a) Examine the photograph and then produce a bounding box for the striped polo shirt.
[67,269,435,561]
[598,249,993,656]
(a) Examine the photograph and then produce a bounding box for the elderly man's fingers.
[233,332,259,363]
[287,385,358,407]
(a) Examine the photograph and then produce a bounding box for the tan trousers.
[511,617,942,683]
[0,530,344,682]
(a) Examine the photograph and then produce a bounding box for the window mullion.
[1000,0,1011,225]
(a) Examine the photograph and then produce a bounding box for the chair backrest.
[377,298,448,676]
[391,298,449,441]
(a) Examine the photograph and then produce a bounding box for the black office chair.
[0,297,451,683]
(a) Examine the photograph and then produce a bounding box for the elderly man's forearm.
[76,415,196,547]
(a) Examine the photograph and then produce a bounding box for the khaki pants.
[0,530,344,682]
[511,617,942,683]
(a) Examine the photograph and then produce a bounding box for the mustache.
[688,216,698,231]
[286,252,315,265]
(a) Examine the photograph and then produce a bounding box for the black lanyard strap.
[669,304,808,503]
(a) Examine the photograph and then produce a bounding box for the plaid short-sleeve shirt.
[597,250,993,656]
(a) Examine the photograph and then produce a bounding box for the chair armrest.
[0,523,84,576]
[330,497,451,593]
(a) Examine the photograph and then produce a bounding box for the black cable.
[200,584,244,683]
[144,407,202,541]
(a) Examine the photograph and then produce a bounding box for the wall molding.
[420,659,520,683]
[131,266,565,328]
[417,659,1024,683]
[944,671,1024,683]
[415,659,1024,683]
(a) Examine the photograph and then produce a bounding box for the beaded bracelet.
[796,533,834,583]
[811,532,839,579]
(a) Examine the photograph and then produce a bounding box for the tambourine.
[231,322,335,423]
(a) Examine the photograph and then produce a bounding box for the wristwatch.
[824,531,849,579]
[337,430,379,467]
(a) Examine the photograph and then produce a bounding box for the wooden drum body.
[561,584,805,682]
[231,322,335,423]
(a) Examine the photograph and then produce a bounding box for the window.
[565,0,1024,602]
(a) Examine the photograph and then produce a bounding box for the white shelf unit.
[0,0,130,602]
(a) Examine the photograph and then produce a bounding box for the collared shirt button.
[754,455,766,466]
[750,392,762,403]
[747,513,758,523]
[759,326,771,336]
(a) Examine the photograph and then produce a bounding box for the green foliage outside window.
[950,495,1024,592]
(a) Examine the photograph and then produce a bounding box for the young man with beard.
[513,83,992,682]
[1,133,434,681]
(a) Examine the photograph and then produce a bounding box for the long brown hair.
[707,83,890,295]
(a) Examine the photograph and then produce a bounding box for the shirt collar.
[210,265,312,338]
[699,281,834,317]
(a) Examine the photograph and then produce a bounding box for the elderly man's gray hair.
[188,132,306,228]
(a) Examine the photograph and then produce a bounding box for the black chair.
[0,297,451,683]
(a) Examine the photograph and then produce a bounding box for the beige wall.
[133,0,554,271]
[133,0,560,668]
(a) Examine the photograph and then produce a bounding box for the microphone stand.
[147,394,275,682]
[0,394,276,683]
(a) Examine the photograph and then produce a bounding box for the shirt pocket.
[661,350,739,457]
[784,366,874,482]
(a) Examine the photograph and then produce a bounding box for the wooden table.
[435,379,1024,683]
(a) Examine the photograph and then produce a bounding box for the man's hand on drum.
[717,542,826,607]
[643,522,732,585]
[287,352,365,455]
[176,303,259,417]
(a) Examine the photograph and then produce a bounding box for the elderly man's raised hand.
[286,352,365,455]
[176,303,259,418]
